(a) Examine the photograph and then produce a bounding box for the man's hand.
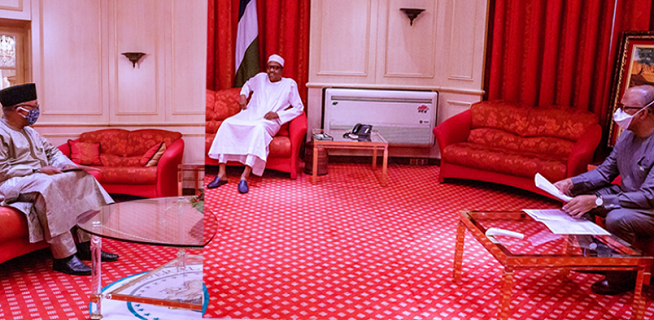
[553,178,573,195]
[38,166,62,175]
[238,95,247,110]
[562,195,596,218]
[264,112,279,120]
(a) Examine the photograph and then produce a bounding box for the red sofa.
[205,88,307,179]
[0,207,48,264]
[58,129,184,198]
[433,100,602,198]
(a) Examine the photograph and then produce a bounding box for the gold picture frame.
[608,31,654,147]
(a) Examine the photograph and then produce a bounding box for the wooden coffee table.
[311,129,389,186]
[454,210,653,320]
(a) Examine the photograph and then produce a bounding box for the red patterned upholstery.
[205,88,307,179]
[58,129,184,198]
[434,100,602,198]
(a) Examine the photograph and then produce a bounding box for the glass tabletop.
[313,129,387,144]
[464,211,644,258]
[77,196,216,248]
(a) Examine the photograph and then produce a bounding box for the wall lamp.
[122,52,146,68]
[400,8,425,26]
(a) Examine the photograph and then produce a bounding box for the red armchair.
[58,129,184,198]
[205,88,308,179]
[0,207,48,264]
[434,100,602,198]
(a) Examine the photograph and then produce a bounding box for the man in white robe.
[0,83,117,275]
[207,54,304,193]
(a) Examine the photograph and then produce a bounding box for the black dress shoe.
[590,279,635,295]
[53,255,92,276]
[238,180,249,194]
[76,242,119,262]
[207,176,228,189]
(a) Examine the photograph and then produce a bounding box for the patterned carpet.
[1,163,654,320]
[203,163,654,320]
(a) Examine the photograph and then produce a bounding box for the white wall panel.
[37,0,105,118]
[31,0,206,164]
[169,0,206,120]
[448,0,477,81]
[381,0,436,79]
[0,0,30,20]
[113,0,159,117]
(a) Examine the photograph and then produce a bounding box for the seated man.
[207,54,304,194]
[554,85,654,295]
[0,83,117,276]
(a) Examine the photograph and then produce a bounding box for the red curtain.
[485,0,653,138]
[207,0,311,103]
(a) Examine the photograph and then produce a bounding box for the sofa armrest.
[566,124,602,177]
[156,138,185,197]
[433,109,472,153]
[287,112,308,179]
[57,140,73,158]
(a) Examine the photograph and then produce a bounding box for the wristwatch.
[595,195,604,207]
[32,168,39,174]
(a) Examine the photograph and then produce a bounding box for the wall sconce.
[400,8,425,26]
[122,52,146,68]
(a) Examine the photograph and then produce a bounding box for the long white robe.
[207,73,304,176]
[0,118,113,245]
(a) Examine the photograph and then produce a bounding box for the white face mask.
[613,99,654,130]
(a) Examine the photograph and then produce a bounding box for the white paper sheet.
[523,209,610,235]
[534,173,573,202]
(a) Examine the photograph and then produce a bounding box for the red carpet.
[0,233,201,319]
[203,163,654,319]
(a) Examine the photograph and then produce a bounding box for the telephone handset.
[343,123,373,141]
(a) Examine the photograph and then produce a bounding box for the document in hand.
[62,166,101,173]
[534,173,572,202]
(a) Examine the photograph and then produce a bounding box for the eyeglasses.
[619,104,642,111]
[267,65,282,71]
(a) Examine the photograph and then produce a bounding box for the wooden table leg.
[177,170,183,196]
[497,266,514,320]
[312,144,318,185]
[631,266,646,320]
[560,235,572,279]
[381,146,388,186]
[194,169,200,196]
[372,148,377,170]
[453,220,466,283]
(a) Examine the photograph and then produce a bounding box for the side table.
[178,164,205,196]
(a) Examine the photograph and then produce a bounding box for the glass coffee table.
[311,129,389,186]
[454,210,653,320]
[77,196,217,319]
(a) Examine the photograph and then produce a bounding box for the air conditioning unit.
[323,88,438,147]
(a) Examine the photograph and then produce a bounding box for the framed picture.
[608,31,654,147]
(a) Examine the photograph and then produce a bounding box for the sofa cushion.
[442,142,568,182]
[205,133,292,158]
[79,129,182,157]
[101,154,142,167]
[467,128,575,158]
[141,142,166,167]
[268,136,292,158]
[471,101,599,141]
[99,167,158,184]
[68,140,102,165]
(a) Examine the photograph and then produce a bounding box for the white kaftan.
[0,118,113,248]
[207,73,304,176]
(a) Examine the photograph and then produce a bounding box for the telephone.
[343,123,373,141]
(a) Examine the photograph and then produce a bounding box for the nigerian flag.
[234,0,260,87]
